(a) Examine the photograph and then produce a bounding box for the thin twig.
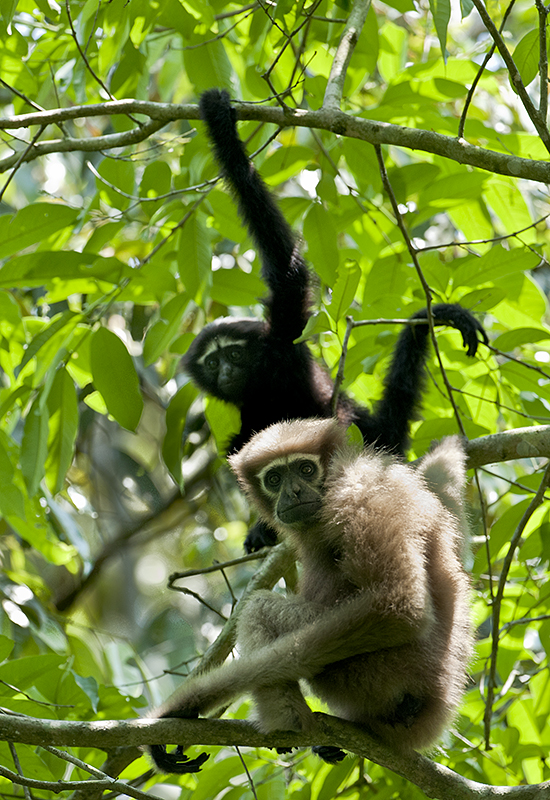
[483,462,550,748]
[536,0,549,121]
[65,0,138,126]
[0,125,45,201]
[8,744,31,800]
[169,550,266,584]
[139,186,214,266]
[374,144,466,436]
[458,0,516,139]
[0,78,44,111]
[470,0,550,152]
[331,316,355,413]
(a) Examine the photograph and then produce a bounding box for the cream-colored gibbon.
[187,89,488,553]
[146,418,473,772]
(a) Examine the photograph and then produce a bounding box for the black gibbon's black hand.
[244,520,278,553]
[426,303,489,357]
[149,745,209,774]
[146,419,473,771]
[311,745,347,764]
[185,89,488,553]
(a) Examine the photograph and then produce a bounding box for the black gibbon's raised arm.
[185,88,488,551]
[146,419,473,773]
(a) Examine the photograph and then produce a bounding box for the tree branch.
[2,102,550,183]
[1,713,550,799]
[470,0,550,151]
[465,425,550,469]
[323,0,372,109]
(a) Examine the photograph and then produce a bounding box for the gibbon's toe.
[149,745,210,774]
[312,745,346,764]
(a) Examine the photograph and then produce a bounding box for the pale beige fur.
[148,419,473,767]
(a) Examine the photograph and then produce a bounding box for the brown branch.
[323,0,372,109]
[1,714,550,799]
[3,102,550,184]
[465,425,550,469]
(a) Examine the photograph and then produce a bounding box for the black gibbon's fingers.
[426,302,489,356]
[149,745,209,774]
[244,520,278,553]
[311,745,347,764]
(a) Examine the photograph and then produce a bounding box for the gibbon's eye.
[299,460,317,478]
[264,470,282,490]
[227,347,245,364]
[204,354,219,371]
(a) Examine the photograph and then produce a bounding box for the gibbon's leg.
[238,591,323,735]
[147,586,429,772]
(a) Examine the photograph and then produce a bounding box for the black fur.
[186,89,488,551]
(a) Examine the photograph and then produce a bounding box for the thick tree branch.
[465,425,550,469]
[1,714,549,799]
[2,102,550,183]
[323,0,372,109]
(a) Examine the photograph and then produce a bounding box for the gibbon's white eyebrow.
[197,337,248,362]
[257,454,322,482]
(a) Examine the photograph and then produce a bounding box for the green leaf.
[0,204,79,259]
[208,190,246,243]
[0,635,14,662]
[327,261,361,321]
[429,0,451,59]
[0,437,24,518]
[493,327,550,350]
[97,158,135,210]
[45,368,79,494]
[0,251,130,288]
[512,29,539,90]
[178,213,212,302]
[182,37,232,93]
[90,327,144,431]
[20,392,50,496]
[139,161,172,200]
[211,268,265,307]
[18,310,79,374]
[162,383,198,488]
[452,244,540,288]
[143,293,189,366]
[303,203,339,285]
[204,397,240,453]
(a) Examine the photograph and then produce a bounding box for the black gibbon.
[186,88,487,551]
[147,418,473,773]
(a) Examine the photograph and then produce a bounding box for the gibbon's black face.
[258,455,324,525]
[196,336,249,403]
[184,319,265,407]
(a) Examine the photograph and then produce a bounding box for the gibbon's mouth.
[278,501,322,523]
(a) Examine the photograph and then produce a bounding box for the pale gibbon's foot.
[311,745,347,764]
[149,745,210,774]
[384,693,426,729]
